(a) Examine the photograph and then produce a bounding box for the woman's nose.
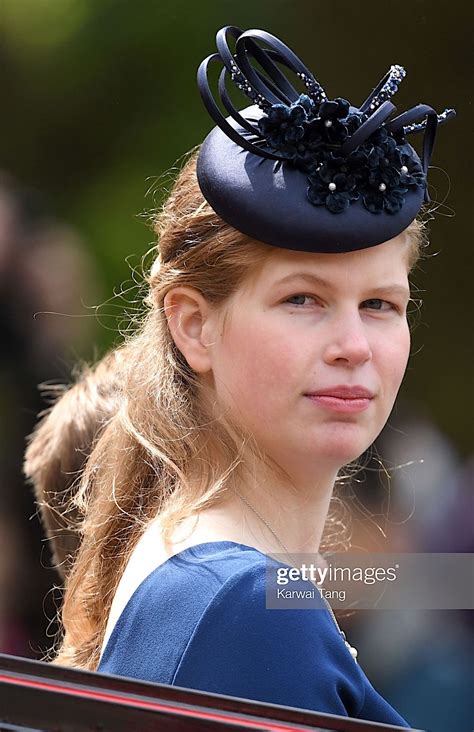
[322,313,372,367]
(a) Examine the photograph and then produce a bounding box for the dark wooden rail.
[0,654,424,732]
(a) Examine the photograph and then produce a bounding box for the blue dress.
[98,541,411,726]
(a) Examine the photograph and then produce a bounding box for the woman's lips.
[305,394,373,413]
[304,385,375,413]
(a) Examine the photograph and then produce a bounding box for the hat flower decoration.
[196,26,455,253]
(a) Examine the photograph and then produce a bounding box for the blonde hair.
[23,147,428,670]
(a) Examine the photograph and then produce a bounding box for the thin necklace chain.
[234,489,358,663]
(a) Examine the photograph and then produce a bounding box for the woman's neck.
[173,459,339,558]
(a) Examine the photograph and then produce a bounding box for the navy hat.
[196,26,455,253]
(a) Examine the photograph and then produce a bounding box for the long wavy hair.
[23,147,428,671]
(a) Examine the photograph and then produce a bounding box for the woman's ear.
[163,287,216,373]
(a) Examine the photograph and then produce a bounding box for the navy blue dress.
[98,541,410,726]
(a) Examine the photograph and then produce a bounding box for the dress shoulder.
[98,542,268,681]
[171,556,367,717]
[98,542,410,726]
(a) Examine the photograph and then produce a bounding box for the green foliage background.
[0,0,471,453]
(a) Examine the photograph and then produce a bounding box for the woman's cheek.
[377,323,411,395]
[229,330,298,424]
[393,321,411,380]
[216,325,278,405]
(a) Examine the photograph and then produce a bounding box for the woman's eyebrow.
[273,272,410,298]
[366,285,411,299]
[273,272,331,288]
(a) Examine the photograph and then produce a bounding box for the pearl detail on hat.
[296,71,327,103]
[328,182,337,191]
[404,107,456,134]
[324,119,333,128]
[378,183,387,192]
[401,165,409,174]
[368,64,406,111]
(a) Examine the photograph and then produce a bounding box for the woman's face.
[205,234,412,473]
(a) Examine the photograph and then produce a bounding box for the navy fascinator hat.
[196,26,456,253]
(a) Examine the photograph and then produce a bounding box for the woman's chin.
[304,423,376,467]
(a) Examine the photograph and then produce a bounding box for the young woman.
[24,25,455,727]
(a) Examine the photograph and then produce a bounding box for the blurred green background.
[1,0,471,454]
[0,0,471,452]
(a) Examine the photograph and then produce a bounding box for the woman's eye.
[284,295,400,312]
[285,293,318,307]
[362,298,396,311]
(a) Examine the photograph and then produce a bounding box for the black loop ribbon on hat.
[340,101,397,156]
[197,53,280,160]
[386,104,439,202]
[216,26,297,107]
[197,26,455,209]
[217,53,307,140]
[233,29,323,106]
[197,26,329,162]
